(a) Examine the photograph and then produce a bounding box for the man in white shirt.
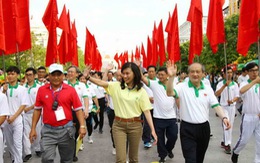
[232,62,260,163]
[215,67,239,154]
[166,61,230,163]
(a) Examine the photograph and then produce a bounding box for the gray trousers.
[41,125,76,163]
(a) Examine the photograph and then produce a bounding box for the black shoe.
[94,122,99,130]
[73,156,78,162]
[98,129,103,134]
[168,151,174,159]
[231,151,239,163]
[23,154,32,162]
[224,145,231,154]
[35,151,42,157]
[159,158,166,163]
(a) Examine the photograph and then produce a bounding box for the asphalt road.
[4,109,255,163]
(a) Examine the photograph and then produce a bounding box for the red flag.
[71,20,78,66]
[187,0,203,64]
[42,0,58,66]
[124,51,129,63]
[206,0,225,54]
[155,20,166,66]
[237,0,260,56]
[131,51,134,62]
[119,53,125,67]
[15,0,31,52]
[152,23,158,66]
[114,53,120,68]
[165,5,181,62]
[141,42,147,68]
[0,1,5,51]
[57,5,69,64]
[147,36,154,66]
[1,0,16,54]
[135,46,140,60]
[84,28,93,65]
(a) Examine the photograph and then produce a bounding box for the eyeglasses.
[248,69,258,73]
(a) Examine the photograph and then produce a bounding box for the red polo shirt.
[35,83,82,126]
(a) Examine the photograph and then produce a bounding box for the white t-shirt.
[148,80,176,119]
[237,74,249,84]
[86,83,96,112]
[216,80,239,106]
[6,83,29,115]
[0,93,10,118]
[90,82,106,99]
[240,80,260,114]
[142,83,154,108]
[65,80,89,110]
[24,82,41,114]
[175,80,219,124]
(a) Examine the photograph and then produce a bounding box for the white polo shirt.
[90,82,106,99]
[86,83,96,113]
[148,79,176,119]
[24,82,41,114]
[240,80,260,114]
[65,80,89,109]
[0,92,10,119]
[216,80,239,107]
[142,83,154,108]
[175,80,219,124]
[6,83,29,115]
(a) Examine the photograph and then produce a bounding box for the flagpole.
[1,51,6,79]
[223,42,230,105]
[16,43,21,80]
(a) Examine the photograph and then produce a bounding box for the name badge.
[54,106,66,121]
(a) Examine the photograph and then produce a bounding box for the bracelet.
[222,117,228,121]
[80,125,86,129]
[86,75,90,80]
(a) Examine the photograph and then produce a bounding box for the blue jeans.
[41,124,76,163]
[154,118,178,159]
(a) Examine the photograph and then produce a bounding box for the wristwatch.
[80,125,86,129]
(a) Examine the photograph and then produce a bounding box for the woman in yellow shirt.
[84,62,157,163]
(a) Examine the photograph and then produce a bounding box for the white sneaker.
[79,144,84,151]
[112,148,116,155]
[88,136,93,144]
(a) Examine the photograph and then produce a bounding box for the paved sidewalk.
[4,110,255,163]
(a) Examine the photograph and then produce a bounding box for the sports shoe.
[73,156,78,162]
[79,144,84,151]
[168,151,174,159]
[159,158,166,163]
[35,151,42,157]
[231,151,239,163]
[224,145,231,154]
[112,148,116,155]
[144,142,152,148]
[23,154,32,162]
[88,136,93,144]
[221,141,225,148]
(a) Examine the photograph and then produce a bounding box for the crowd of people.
[0,60,259,163]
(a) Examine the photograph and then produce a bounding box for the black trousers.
[98,97,106,131]
[106,107,115,148]
[142,110,153,143]
[180,121,210,163]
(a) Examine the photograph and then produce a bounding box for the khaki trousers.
[112,120,142,163]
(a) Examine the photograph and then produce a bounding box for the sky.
[30,0,228,57]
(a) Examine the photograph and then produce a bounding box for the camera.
[52,100,59,110]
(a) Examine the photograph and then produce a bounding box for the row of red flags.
[0,0,259,69]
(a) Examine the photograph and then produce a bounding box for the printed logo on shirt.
[45,95,49,99]
[204,93,207,96]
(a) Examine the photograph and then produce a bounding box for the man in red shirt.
[29,63,86,163]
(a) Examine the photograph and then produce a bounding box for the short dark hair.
[223,66,233,73]
[37,66,46,71]
[241,67,247,72]
[25,67,37,74]
[147,65,157,72]
[108,71,114,75]
[6,66,20,74]
[157,67,167,74]
[120,62,143,91]
[246,62,258,71]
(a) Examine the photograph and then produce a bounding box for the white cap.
[49,63,63,74]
